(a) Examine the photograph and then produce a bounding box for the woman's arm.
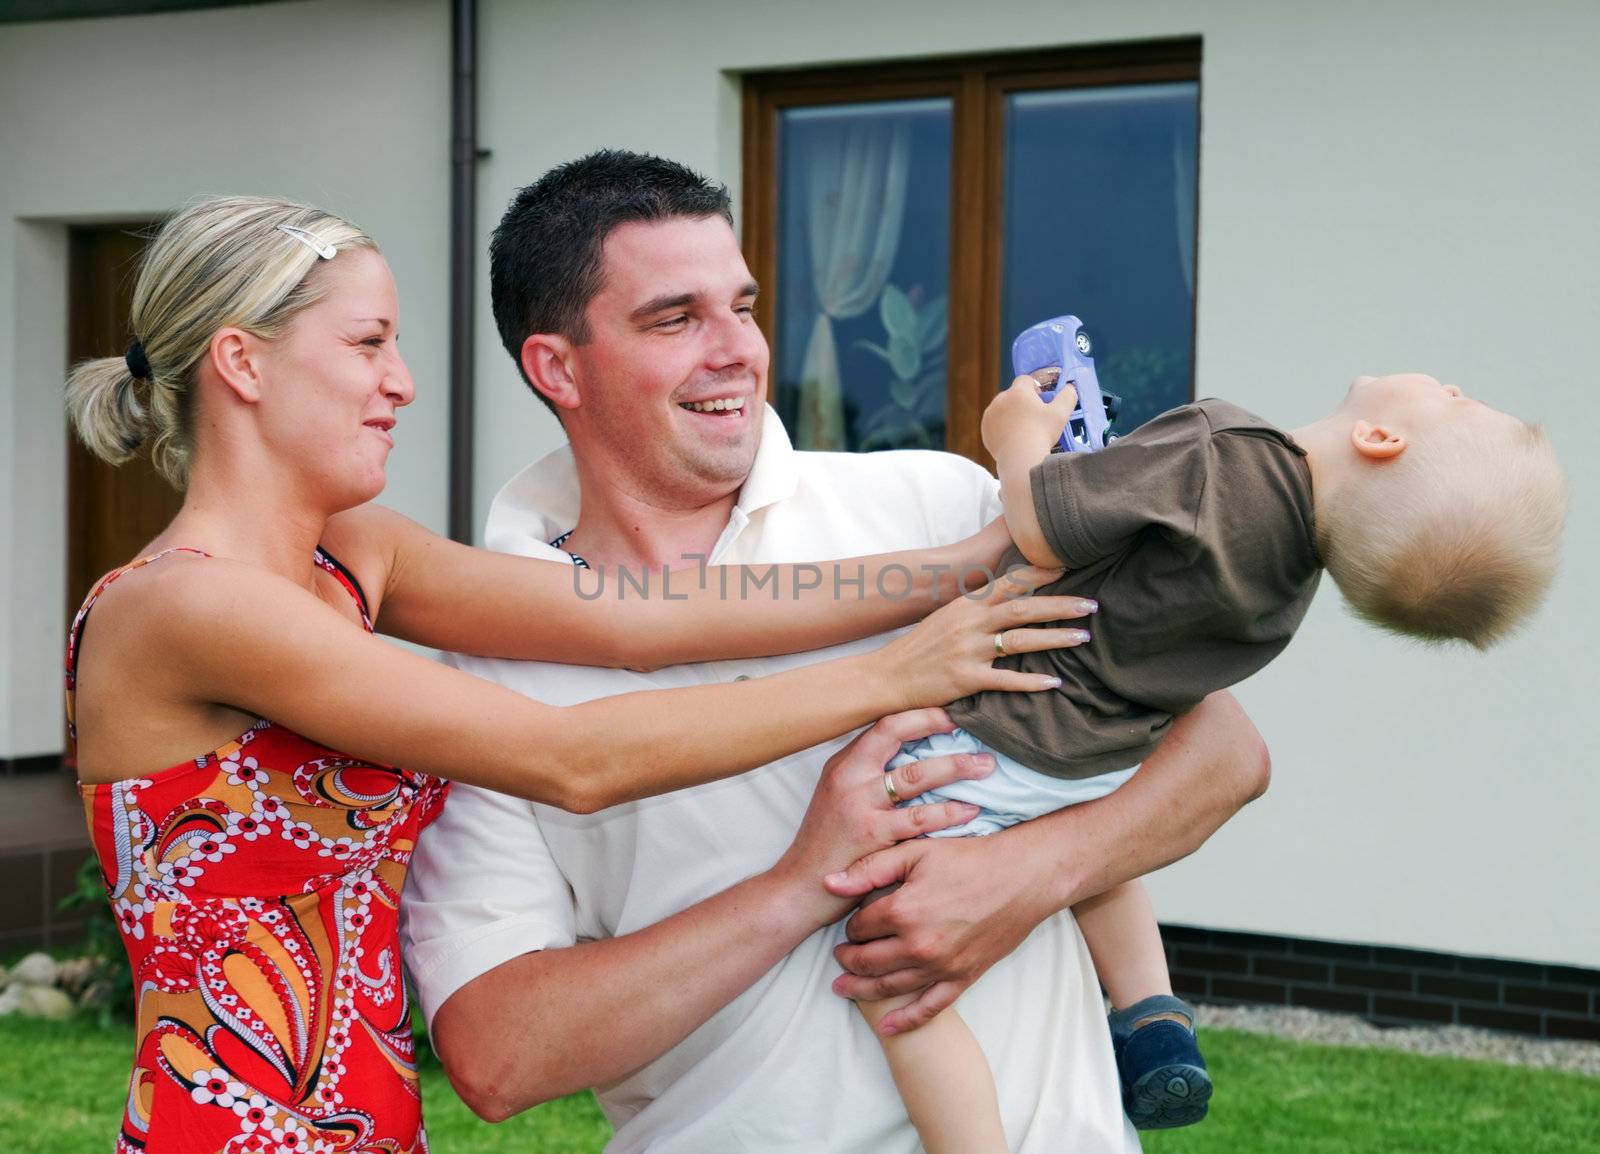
[329,504,1013,669]
[153,556,1091,812]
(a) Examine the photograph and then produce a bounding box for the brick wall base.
[0,754,61,776]
[0,843,90,956]
[1162,923,1600,1042]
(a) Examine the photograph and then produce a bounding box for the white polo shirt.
[400,406,1139,1154]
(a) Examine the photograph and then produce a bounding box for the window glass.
[775,99,952,451]
[1001,83,1199,433]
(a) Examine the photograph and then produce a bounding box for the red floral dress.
[70,548,449,1154]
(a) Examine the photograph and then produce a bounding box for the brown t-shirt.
[947,398,1321,779]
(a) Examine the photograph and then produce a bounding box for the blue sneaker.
[1108,995,1213,1130]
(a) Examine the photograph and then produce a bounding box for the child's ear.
[1351,419,1407,460]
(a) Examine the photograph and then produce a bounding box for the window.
[743,41,1200,462]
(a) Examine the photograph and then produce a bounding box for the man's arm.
[431,867,817,1120]
[826,690,1269,1035]
[418,711,995,1121]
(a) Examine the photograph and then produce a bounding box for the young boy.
[857,369,1568,1152]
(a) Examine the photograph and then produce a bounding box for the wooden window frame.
[742,38,1201,465]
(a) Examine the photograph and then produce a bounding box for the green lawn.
[0,1015,1594,1153]
[0,1015,608,1154]
[1142,1030,1600,1154]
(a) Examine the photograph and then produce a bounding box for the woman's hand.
[877,565,1095,711]
[771,709,994,926]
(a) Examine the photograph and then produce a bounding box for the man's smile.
[678,395,749,416]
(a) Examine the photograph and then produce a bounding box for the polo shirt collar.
[484,404,800,555]
[732,403,801,517]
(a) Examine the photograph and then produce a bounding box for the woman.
[65,196,1089,1154]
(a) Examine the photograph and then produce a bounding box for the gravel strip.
[1194,1003,1600,1077]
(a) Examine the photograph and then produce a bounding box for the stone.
[56,956,99,996]
[78,979,116,1011]
[10,952,60,988]
[16,984,75,1021]
[0,985,22,1017]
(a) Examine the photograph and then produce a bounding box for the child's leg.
[1072,879,1174,1012]
[867,733,1015,1152]
[856,996,1009,1154]
[1073,879,1212,1130]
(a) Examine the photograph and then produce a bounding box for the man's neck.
[561,463,742,572]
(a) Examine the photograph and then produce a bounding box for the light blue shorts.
[889,727,1138,838]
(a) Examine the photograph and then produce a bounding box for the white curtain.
[796,118,913,449]
[1171,125,1197,300]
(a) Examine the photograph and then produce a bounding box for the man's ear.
[207,327,265,404]
[521,334,582,414]
[1351,419,1407,460]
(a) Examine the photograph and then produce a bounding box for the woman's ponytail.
[65,355,148,466]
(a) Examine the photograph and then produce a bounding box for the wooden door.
[65,225,182,622]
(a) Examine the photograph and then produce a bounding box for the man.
[401,150,1268,1152]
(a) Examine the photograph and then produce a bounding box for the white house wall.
[0,0,452,758]
[472,0,1600,968]
[0,0,1594,969]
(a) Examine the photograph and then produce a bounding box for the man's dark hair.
[490,149,734,415]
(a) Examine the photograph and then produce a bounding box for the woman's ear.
[521,334,582,414]
[207,327,265,404]
[1351,419,1407,460]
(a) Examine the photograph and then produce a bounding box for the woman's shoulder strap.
[314,546,373,632]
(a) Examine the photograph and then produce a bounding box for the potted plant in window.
[855,284,947,451]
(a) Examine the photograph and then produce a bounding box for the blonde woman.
[64,196,1090,1154]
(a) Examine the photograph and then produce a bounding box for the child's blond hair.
[1316,419,1566,649]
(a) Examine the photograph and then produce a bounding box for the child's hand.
[981,372,1077,464]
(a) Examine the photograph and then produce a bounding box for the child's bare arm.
[981,373,1077,569]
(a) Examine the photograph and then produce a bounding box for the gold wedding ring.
[993,631,1009,658]
[883,772,902,805]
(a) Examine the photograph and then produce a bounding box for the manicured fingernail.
[825,871,848,885]
[881,1025,899,1037]
[1070,630,1091,643]
[1079,599,1099,613]
[970,754,996,771]
[1042,676,1063,689]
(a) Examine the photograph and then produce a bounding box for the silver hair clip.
[277,224,336,260]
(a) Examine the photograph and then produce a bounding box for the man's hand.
[824,835,1052,1036]
[981,373,1077,465]
[824,690,1271,1038]
[774,709,996,927]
